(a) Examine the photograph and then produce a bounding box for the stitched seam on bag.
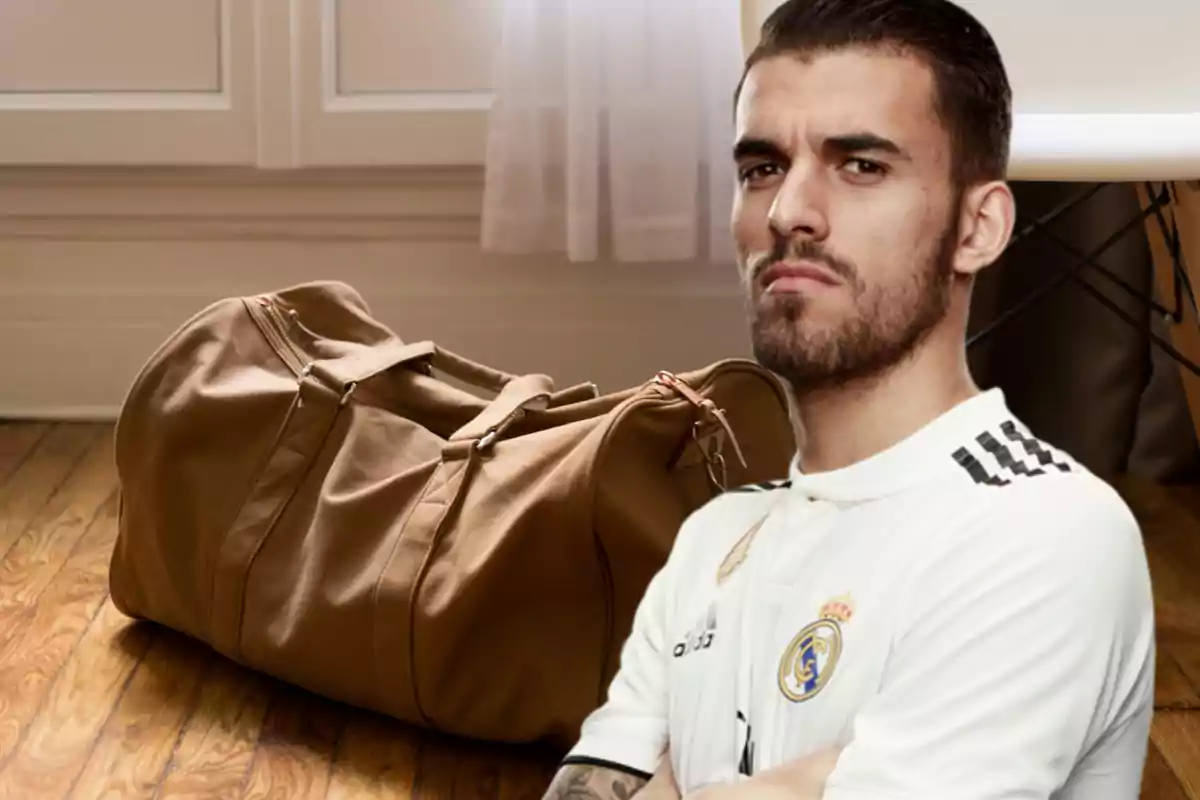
[406,456,477,730]
[590,524,616,706]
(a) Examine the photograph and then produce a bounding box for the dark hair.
[737,0,1012,189]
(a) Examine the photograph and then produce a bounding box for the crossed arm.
[542,747,841,800]
[541,763,650,800]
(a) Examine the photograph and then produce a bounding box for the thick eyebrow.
[734,132,911,164]
[733,137,788,162]
[824,132,909,160]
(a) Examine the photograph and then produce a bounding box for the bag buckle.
[692,423,729,491]
[654,370,748,492]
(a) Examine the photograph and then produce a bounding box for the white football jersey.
[562,388,1156,799]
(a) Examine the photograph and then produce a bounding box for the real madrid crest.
[778,593,855,703]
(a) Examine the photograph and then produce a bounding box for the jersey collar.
[786,388,1011,504]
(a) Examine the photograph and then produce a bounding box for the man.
[545,0,1157,797]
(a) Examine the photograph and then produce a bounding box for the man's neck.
[791,341,979,475]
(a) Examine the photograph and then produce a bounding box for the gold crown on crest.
[819,594,855,624]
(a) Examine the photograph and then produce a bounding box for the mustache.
[749,239,858,286]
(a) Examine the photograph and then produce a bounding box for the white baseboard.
[0,167,752,420]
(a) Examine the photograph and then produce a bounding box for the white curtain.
[481,0,746,264]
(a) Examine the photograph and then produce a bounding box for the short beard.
[748,218,959,397]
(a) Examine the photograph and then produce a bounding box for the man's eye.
[739,163,781,183]
[844,158,886,176]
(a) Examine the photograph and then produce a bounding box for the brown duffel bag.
[109,280,795,748]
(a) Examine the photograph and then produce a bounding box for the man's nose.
[767,168,830,242]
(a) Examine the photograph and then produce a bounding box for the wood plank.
[1131,482,1200,705]
[0,492,120,763]
[414,735,504,800]
[0,431,116,656]
[1165,636,1200,710]
[1115,481,1200,612]
[1141,737,1190,800]
[1114,478,1200,709]
[0,423,49,490]
[0,599,154,799]
[240,686,345,800]
[153,658,272,799]
[1158,650,1200,711]
[0,424,98,555]
[326,717,556,800]
[323,714,420,799]
[499,754,557,800]
[1153,711,1200,799]
[67,629,215,799]
[417,732,558,800]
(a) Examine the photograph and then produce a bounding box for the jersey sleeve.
[822,474,1156,800]
[559,528,681,779]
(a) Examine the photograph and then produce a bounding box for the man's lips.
[758,260,842,293]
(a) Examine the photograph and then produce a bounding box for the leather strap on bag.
[309,340,440,392]
[404,438,481,726]
[449,374,554,447]
[308,337,592,421]
[426,345,525,393]
[311,339,527,394]
[548,381,600,407]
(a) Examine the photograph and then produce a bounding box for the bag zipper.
[247,296,311,377]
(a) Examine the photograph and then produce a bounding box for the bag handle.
[449,374,554,448]
[306,338,559,447]
[307,339,594,442]
[548,381,600,407]
[309,339,524,394]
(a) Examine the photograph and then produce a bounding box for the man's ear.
[953,180,1015,277]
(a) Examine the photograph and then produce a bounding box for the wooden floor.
[1,421,1199,798]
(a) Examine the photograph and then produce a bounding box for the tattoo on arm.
[542,765,649,800]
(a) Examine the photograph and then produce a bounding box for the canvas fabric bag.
[108,280,796,748]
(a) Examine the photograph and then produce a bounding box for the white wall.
[0,168,752,420]
[0,2,755,419]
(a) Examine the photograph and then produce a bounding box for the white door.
[0,0,257,165]
[292,0,501,166]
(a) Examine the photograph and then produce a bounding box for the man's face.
[733,47,963,392]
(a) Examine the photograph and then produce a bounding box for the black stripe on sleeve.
[976,431,1045,477]
[558,755,653,781]
[728,479,792,494]
[952,446,1011,486]
[999,421,1073,473]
